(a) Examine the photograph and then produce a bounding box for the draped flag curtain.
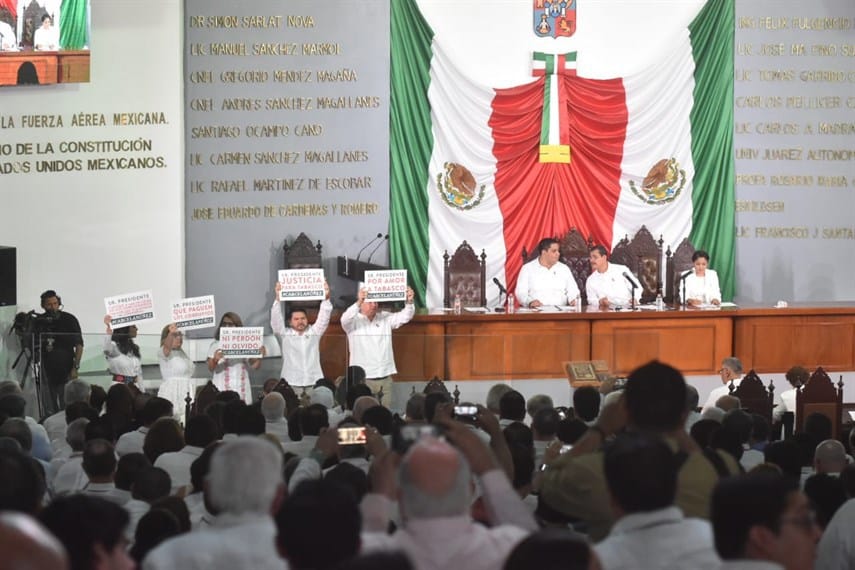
[59,0,88,49]
[390,0,735,307]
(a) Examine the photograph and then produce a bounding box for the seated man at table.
[515,238,579,309]
[0,20,16,50]
[585,245,640,309]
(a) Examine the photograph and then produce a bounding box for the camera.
[453,405,479,423]
[337,427,367,446]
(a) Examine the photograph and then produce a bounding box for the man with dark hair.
[41,495,133,570]
[221,399,246,439]
[712,474,820,570]
[774,365,810,424]
[0,448,46,514]
[154,415,217,494]
[32,290,84,415]
[764,440,802,483]
[345,383,372,412]
[423,391,451,423]
[276,479,361,569]
[585,245,640,309]
[405,393,426,423]
[283,404,329,457]
[721,409,764,470]
[572,386,600,424]
[540,360,740,540]
[115,396,173,456]
[595,432,720,569]
[515,237,579,309]
[0,392,51,462]
[271,280,332,387]
[816,475,855,568]
[81,439,128,505]
[361,405,394,435]
[499,390,526,426]
[236,404,266,435]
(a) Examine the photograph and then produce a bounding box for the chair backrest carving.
[558,227,595,305]
[796,366,844,439]
[283,233,323,308]
[665,237,697,303]
[609,226,663,302]
[21,0,47,48]
[732,370,773,424]
[443,241,486,308]
[0,7,15,31]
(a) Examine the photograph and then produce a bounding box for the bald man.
[814,439,847,475]
[360,418,536,570]
[0,512,69,570]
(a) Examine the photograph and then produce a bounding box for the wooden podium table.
[315,303,855,382]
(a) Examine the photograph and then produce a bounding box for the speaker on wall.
[0,246,16,307]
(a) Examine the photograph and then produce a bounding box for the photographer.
[37,290,84,415]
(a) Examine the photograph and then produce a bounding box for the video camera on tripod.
[10,309,61,356]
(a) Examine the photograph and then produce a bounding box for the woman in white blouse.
[206,312,264,404]
[158,323,196,422]
[682,250,721,306]
[103,315,143,385]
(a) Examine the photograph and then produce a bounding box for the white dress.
[158,347,196,422]
[207,340,254,404]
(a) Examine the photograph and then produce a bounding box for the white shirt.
[265,419,291,444]
[143,512,286,570]
[270,299,332,386]
[585,262,641,307]
[33,25,59,50]
[158,347,195,380]
[52,453,87,494]
[740,448,765,471]
[719,562,784,570]
[184,492,211,530]
[682,269,722,304]
[816,497,855,570]
[775,388,798,423]
[43,410,67,450]
[701,378,742,414]
[594,507,720,570]
[340,301,415,378]
[0,22,15,50]
[154,445,204,494]
[115,426,149,457]
[514,258,579,307]
[103,335,143,380]
[81,482,130,506]
[281,435,318,459]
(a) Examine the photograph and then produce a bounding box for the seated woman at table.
[682,250,721,306]
[157,323,196,422]
[103,315,143,386]
[206,312,264,404]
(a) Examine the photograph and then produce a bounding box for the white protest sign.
[278,268,325,301]
[171,295,216,331]
[364,270,408,302]
[104,290,155,327]
[219,327,265,358]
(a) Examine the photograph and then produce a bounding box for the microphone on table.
[678,269,693,306]
[680,269,693,281]
[622,272,639,309]
[492,277,508,297]
[356,233,383,262]
[366,234,389,265]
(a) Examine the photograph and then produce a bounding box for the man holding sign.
[270,279,332,387]
[341,276,415,408]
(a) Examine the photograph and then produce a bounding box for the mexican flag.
[59,0,88,50]
[389,0,735,307]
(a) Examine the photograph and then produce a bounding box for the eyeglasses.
[780,511,818,532]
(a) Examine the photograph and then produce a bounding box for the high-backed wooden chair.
[796,366,844,439]
[422,376,460,404]
[443,241,486,308]
[20,0,47,48]
[665,237,697,304]
[730,369,774,425]
[282,232,323,308]
[558,228,595,305]
[609,226,664,303]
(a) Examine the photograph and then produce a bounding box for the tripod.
[11,332,45,419]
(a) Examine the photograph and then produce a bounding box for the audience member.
[50,417,89,492]
[236,404,266,436]
[711,474,820,570]
[749,413,770,452]
[0,448,46,514]
[404,393,426,423]
[813,438,846,475]
[486,383,514,416]
[0,393,51,462]
[142,418,184,464]
[774,365,809,424]
[721,409,763,471]
[80,439,127,505]
[261,392,290,443]
[130,509,182,564]
[499,390,526,426]
[685,384,702,431]
[701,357,744,413]
[40,495,134,570]
[526,394,554,420]
[763,440,802,484]
[556,417,588,446]
[504,528,597,570]
[275,479,361,569]
[803,473,846,529]
[714,395,741,413]
[595,431,720,569]
[540,360,740,540]
[116,397,173,457]
[43,380,91,448]
[815,489,855,569]
[532,407,560,469]
[283,404,329,457]
[572,386,600,424]
[0,511,69,570]
[151,495,192,533]
[143,437,286,570]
